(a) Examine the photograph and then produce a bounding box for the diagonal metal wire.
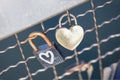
[91,0,103,79]
[98,14,120,28]
[0,44,17,54]
[15,34,33,80]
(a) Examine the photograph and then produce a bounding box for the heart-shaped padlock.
[56,13,84,50]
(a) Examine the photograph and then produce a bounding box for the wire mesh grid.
[0,0,120,80]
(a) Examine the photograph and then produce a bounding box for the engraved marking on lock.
[39,51,54,64]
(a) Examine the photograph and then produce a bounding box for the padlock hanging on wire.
[56,13,84,50]
[28,32,64,68]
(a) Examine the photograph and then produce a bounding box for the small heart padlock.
[28,32,64,68]
[56,13,84,50]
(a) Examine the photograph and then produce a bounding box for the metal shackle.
[59,13,78,28]
[28,32,52,52]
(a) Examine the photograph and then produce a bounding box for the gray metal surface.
[0,0,87,39]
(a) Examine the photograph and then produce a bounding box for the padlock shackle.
[59,13,78,28]
[28,32,52,52]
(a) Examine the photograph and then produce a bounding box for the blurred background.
[0,0,120,80]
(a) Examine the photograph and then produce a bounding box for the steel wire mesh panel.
[0,0,120,80]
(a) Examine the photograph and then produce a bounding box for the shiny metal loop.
[59,13,78,28]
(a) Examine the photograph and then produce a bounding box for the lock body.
[56,13,84,50]
[34,43,64,68]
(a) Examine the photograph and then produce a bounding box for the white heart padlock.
[56,13,84,50]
